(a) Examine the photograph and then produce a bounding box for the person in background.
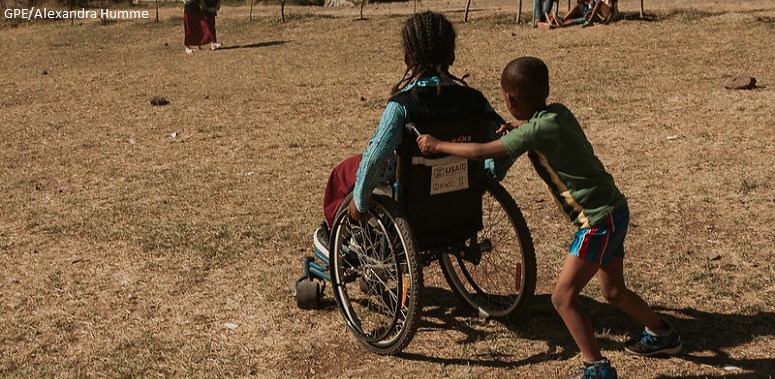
[183,0,222,54]
[534,0,557,25]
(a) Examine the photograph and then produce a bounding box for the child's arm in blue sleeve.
[353,101,407,213]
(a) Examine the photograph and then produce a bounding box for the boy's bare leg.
[597,257,664,329]
[553,255,604,361]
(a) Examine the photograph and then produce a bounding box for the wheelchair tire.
[439,175,536,320]
[329,193,423,355]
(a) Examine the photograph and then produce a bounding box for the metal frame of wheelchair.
[295,173,537,355]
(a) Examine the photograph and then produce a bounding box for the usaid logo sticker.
[430,158,469,195]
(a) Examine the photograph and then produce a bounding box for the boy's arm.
[497,120,527,134]
[417,135,508,160]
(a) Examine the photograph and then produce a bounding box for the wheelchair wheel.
[440,176,536,320]
[329,193,422,355]
[295,278,321,310]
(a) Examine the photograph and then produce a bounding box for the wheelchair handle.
[405,122,422,138]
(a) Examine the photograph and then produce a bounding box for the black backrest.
[389,84,495,249]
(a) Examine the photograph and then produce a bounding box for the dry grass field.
[2,0,774,377]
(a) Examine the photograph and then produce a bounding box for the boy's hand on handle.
[416,134,440,155]
[497,120,526,135]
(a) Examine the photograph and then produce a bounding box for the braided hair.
[391,11,468,94]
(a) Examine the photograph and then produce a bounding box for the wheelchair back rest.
[395,117,489,249]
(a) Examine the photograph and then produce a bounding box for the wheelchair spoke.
[329,194,422,355]
[440,176,536,320]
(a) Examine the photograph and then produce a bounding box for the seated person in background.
[542,0,615,28]
[534,0,557,25]
[553,0,594,26]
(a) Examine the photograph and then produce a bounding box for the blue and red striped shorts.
[569,202,629,265]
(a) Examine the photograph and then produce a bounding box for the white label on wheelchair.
[412,156,469,195]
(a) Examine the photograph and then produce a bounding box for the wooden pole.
[464,0,472,22]
[640,0,644,18]
[280,0,285,23]
[517,0,522,23]
[155,0,159,23]
[250,0,254,21]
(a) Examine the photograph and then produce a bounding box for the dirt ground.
[1,0,774,377]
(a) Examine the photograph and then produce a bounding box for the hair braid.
[391,11,467,95]
[424,14,436,74]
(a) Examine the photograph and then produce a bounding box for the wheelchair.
[295,122,536,355]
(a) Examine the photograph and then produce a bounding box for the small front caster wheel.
[296,279,321,309]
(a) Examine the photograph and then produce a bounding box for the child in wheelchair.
[312,11,514,259]
[302,11,535,357]
[417,56,682,379]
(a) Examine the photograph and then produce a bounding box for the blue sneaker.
[625,320,683,356]
[569,358,618,379]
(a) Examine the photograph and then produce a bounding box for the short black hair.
[500,56,550,104]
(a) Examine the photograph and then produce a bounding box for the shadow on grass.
[400,290,578,368]
[219,41,288,50]
[651,306,775,379]
[402,289,775,376]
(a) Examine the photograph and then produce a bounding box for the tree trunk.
[464,0,472,22]
[516,0,522,23]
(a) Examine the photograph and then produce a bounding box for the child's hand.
[497,120,526,134]
[416,134,440,155]
[348,201,368,222]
